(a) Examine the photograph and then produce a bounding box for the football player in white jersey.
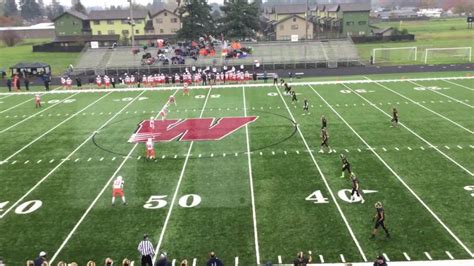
[112,175,126,205]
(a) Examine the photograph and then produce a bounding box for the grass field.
[357,18,474,65]
[0,39,80,76]
[0,72,472,265]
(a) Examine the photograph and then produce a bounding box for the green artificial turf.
[0,72,472,265]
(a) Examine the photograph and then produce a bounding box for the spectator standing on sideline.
[373,255,387,266]
[43,75,50,91]
[273,72,279,85]
[76,77,82,88]
[111,76,116,88]
[33,251,48,266]
[293,251,312,266]
[15,75,21,90]
[6,78,12,92]
[137,234,155,266]
[24,77,30,91]
[206,252,223,266]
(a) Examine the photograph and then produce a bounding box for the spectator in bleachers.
[34,251,48,266]
[293,251,312,266]
[206,252,223,266]
[373,255,387,266]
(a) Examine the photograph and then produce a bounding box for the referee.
[137,234,155,266]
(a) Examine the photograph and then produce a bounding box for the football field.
[0,72,473,265]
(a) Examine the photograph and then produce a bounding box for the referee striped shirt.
[138,239,155,256]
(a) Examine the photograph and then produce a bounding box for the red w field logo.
[129,116,258,143]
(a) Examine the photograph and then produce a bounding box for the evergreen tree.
[72,0,87,14]
[3,0,18,17]
[176,0,215,40]
[219,0,260,39]
[19,0,42,20]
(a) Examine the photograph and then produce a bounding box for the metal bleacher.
[73,38,362,75]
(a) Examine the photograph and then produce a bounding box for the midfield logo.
[129,116,258,143]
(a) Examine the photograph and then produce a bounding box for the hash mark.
[100,157,104,161]
[11,160,17,165]
[272,151,275,155]
[445,251,454,260]
[259,152,263,156]
[235,153,238,156]
[420,146,425,150]
[137,156,141,160]
[382,147,387,151]
[383,253,390,262]
[37,160,42,164]
[296,150,300,154]
[74,158,80,162]
[319,255,324,263]
[223,153,226,157]
[340,254,345,263]
[395,147,399,151]
[174,155,178,159]
[424,252,432,260]
[87,157,92,162]
[49,159,55,163]
[357,148,361,152]
[403,252,411,261]
[284,151,287,155]
[112,157,116,161]
[162,155,166,159]
[210,153,214,157]
[345,149,349,153]
[24,160,29,164]
[407,147,412,150]
[198,154,202,158]
[445,145,450,149]
[457,145,463,149]
[277,256,282,264]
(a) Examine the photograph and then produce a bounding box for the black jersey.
[321,118,327,129]
[303,99,309,108]
[393,109,398,119]
[292,92,297,101]
[351,176,359,189]
[376,207,385,221]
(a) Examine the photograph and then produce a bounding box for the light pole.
[128,0,136,47]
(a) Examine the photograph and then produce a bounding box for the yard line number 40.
[0,200,43,215]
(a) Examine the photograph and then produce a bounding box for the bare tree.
[1,30,22,47]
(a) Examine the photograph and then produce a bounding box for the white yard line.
[275,85,367,262]
[342,83,474,177]
[242,86,261,265]
[365,78,473,134]
[49,89,172,264]
[408,81,473,109]
[0,93,79,134]
[0,92,105,164]
[152,88,213,262]
[443,79,474,91]
[0,98,33,114]
[0,91,132,218]
[309,85,474,258]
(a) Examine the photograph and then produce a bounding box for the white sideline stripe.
[319,255,324,263]
[340,254,346,263]
[242,86,261,265]
[0,76,473,97]
[404,252,411,261]
[0,91,146,220]
[0,92,105,164]
[0,93,79,134]
[342,83,473,177]
[49,89,172,263]
[235,256,239,266]
[192,258,196,266]
[276,85,367,262]
[0,98,32,114]
[425,252,433,260]
[368,78,473,134]
[446,251,454,260]
[153,88,212,263]
[409,81,474,109]
[443,79,474,91]
[278,256,282,264]
[311,85,474,258]
[383,253,390,262]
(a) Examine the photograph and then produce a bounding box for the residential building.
[275,14,313,40]
[340,3,371,36]
[52,9,91,36]
[147,9,181,36]
[88,9,150,39]
[0,23,55,39]
[265,4,308,21]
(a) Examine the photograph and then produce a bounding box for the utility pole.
[305,0,309,40]
[128,0,136,47]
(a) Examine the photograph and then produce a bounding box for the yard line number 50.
[143,194,201,209]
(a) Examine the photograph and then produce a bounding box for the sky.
[41,0,223,8]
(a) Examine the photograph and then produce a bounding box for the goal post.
[424,47,472,64]
[372,47,417,64]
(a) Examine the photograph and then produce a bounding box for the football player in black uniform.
[291,90,298,104]
[350,173,364,203]
[280,78,285,87]
[321,115,327,129]
[391,107,398,127]
[319,127,333,153]
[284,82,291,95]
[303,98,309,114]
[371,201,390,239]
[340,154,351,178]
